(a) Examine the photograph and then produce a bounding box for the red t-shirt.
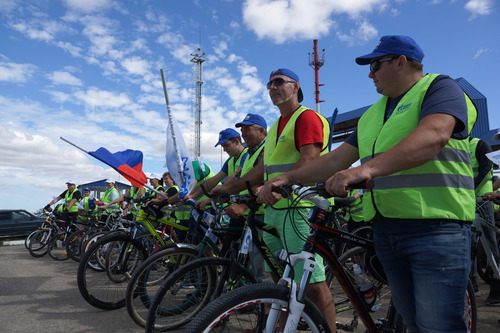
[277,109,324,149]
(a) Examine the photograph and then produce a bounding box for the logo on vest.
[395,103,412,115]
[278,135,286,142]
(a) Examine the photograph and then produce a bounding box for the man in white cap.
[45,180,82,221]
[99,178,120,220]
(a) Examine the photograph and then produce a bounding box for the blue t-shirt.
[346,75,469,147]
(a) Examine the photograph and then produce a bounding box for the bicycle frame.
[270,185,391,333]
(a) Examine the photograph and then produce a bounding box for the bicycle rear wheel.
[47,232,70,260]
[144,257,256,332]
[77,231,148,310]
[184,283,330,333]
[125,245,200,329]
[27,229,52,258]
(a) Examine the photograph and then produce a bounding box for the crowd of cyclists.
[35,34,500,332]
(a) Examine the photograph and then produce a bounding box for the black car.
[0,209,46,237]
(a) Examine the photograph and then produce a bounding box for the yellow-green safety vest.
[240,141,266,215]
[264,106,330,209]
[64,188,80,213]
[469,138,493,196]
[227,148,248,177]
[358,74,478,222]
[345,189,364,222]
[102,187,119,214]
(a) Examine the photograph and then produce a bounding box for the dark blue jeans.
[372,218,471,333]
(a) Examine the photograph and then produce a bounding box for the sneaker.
[485,293,500,306]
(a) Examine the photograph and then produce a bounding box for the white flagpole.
[160,68,184,185]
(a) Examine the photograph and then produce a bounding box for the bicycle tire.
[66,229,85,262]
[184,283,331,333]
[125,245,200,328]
[333,246,391,332]
[47,232,71,261]
[27,229,52,258]
[144,257,256,332]
[77,231,148,310]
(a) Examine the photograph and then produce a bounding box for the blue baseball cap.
[269,68,303,103]
[355,35,424,65]
[215,128,240,147]
[235,113,267,128]
[83,187,91,192]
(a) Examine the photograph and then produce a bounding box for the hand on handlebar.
[257,175,289,205]
[325,167,372,196]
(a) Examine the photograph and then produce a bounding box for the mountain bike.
[143,190,360,332]
[125,199,239,329]
[76,198,189,310]
[185,183,477,333]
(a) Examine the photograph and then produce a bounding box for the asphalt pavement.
[1,241,499,333]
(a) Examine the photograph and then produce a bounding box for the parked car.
[0,210,46,237]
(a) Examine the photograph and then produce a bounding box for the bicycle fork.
[265,250,317,333]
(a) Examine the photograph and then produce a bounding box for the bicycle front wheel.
[145,257,256,332]
[77,231,148,310]
[184,283,331,333]
[125,245,199,328]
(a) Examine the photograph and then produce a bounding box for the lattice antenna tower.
[190,47,205,157]
[308,39,325,112]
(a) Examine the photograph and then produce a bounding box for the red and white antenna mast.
[308,39,325,112]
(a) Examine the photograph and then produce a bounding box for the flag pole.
[60,136,89,153]
[160,68,184,184]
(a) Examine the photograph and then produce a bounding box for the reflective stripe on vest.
[264,106,330,208]
[358,74,477,222]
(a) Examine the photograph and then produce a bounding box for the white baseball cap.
[66,180,76,185]
[148,173,161,180]
[105,178,115,183]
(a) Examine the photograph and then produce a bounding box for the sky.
[1,0,499,213]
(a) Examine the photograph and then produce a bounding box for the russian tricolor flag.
[88,147,147,188]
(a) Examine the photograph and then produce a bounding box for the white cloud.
[242,0,387,44]
[0,61,37,83]
[47,71,83,86]
[473,47,488,59]
[63,0,113,13]
[121,56,151,76]
[74,87,132,108]
[337,20,378,46]
[465,0,493,16]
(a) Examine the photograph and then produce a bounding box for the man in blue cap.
[184,128,248,201]
[212,69,335,331]
[259,35,478,332]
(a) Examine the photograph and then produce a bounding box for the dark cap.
[355,35,424,65]
[269,68,303,103]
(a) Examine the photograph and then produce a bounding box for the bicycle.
[142,191,358,332]
[76,197,189,310]
[185,183,477,333]
[125,195,266,330]
[471,196,500,285]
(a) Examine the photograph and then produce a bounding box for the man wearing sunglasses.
[212,68,336,331]
[259,35,479,332]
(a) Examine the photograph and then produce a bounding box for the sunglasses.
[370,56,398,73]
[266,78,296,89]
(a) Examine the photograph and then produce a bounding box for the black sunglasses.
[370,56,399,73]
[266,78,296,89]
